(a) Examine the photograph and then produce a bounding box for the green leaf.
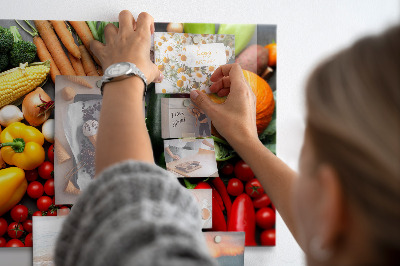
[213,138,236,161]
[264,143,276,155]
[183,178,196,189]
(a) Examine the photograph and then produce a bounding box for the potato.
[235,44,269,75]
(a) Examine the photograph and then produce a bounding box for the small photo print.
[188,189,212,228]
[154,32,235,94]
[204,232,245,266]
[33,216,66,266]
[161,98,211,138]
[163,138,218,177]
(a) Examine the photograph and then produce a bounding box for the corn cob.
[0,60,50,108]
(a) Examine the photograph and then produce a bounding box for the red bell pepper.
[228,193,256,246]
[212,177,232,220]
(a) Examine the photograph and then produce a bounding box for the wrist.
[102,76,145,98]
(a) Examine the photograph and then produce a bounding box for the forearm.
[95,77,154,175]
[229,136,299,241]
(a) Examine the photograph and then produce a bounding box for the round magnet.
[183,99,191,107]
[214,235,222,244]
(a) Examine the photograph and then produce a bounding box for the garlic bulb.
[0,105,24,127]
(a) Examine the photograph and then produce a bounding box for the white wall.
[0,1,399,265]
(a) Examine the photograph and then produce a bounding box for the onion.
[166,23,184,33]
[22,87,54,126]
[42,119,55,143]
[0,105,24,127]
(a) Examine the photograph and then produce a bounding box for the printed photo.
[161,98,211,138]
[154,32,235,94]
[188,189,212,229]
[204,232,245,266]
[163,138,218,177]
[33,216,66,266]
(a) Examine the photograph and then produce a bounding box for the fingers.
[104,23,118,45]
[210,63,243,82]
[190,90,215,115]
[136,12,154,38]
[209,76,231,93]
[151,63,164,83]
[118,10,135,35]
[89,40,105,61]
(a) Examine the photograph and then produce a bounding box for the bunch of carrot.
[21,20,102,83]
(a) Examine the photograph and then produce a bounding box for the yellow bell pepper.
[0,122,45,170]
[0,167,27,216]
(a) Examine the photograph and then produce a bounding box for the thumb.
[150,64,164,83]
[190,90,215,114]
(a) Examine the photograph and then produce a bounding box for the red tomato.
[44,178,55,196]
[22,220,32,233]
[0,237,6,247]
[245,179,264,198]
[25,169,38,182]
[6,239,24,247]
[221,163,234,176]
[234,160,254,181]
[260,229,276,246]
[227,178,244,196]
[37,196,53,211]
[48,144,54,163]
[27,181,44,199]
[32,211,43,217]
[10,205,29,222]
[194,182,211,189]
[252,193,271,209]
[8,222,24,239]
[24,233,33,247]
[46,209,57,216]
[38,161,54,180]
[256,207,275,229]
[0,218,7,236]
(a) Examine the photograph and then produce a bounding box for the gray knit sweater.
[54,160,217,266]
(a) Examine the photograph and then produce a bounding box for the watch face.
[106,62,131,77]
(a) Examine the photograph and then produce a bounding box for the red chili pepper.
[212,177,232,220]
[228,193,256,246]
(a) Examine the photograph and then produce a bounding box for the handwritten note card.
[185,43,227,67]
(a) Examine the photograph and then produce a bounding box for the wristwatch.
[98,62,148,97]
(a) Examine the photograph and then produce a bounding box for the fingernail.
[190,90,199,100]
[155,72,164,83]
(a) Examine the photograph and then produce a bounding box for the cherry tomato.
[260,229,276,246]
[37,196,53,211]
[6,239,24,247]
[24,233,33,247]
[38,161,54,180]
[46,209,57,216]
[0,218,7,236]
[44,178,55,196]
[234,160,254,181]
[48,144,54,163]
[227,178,244,196]
[252,193,271,209]
[32,211,43,217]
[256,207,275,229]
[27,181,44,199]
[10,205,29,222]
[245,178,264,198]
[22,220,32,233]
[8,222,24,239]
[221,163,234,176]
[25,169,39,182]
[194,182,211,189]
[0,237,6,247]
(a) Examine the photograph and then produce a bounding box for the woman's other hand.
[90,10,162,83]
[190,64,258,147]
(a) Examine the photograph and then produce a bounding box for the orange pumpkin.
[208,69,275,136]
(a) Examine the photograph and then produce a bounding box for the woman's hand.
[190,64,258,147]
[90,10,162,83]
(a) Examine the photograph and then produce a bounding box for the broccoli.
[9,26,37,67]
[0,53,9,72]
[0,26,13,54]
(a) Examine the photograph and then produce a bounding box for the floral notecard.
[154,32,235,94]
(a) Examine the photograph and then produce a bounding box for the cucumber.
[145,85,169,163]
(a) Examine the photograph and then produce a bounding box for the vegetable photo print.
[0,20,277,260]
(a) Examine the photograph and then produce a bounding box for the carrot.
[79,45,98,76]
[65,76,93,88]
[34,20,76,76]
[33,36,61,83]
[68,51,86,76]
[69,21,101,65]
[50,20,81,59]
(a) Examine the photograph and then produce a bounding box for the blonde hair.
[305,25,400,264]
